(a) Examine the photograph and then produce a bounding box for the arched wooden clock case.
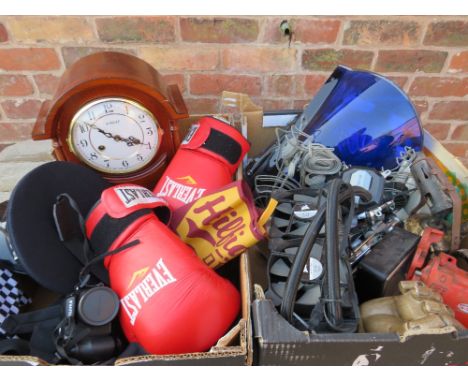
[32,51,188,188]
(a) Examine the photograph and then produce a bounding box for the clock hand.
[85,122,113,139]
[97,127,114,139]
[85,122,143,146]
[110,133,142,146]
[124,136,143,146]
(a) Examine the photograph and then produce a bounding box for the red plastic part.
[406,227,445,280]
[414,252,468,328]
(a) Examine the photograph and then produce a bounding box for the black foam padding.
[202,128,242,165]
[7,162,110,294]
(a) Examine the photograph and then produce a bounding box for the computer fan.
[265,184,359,332]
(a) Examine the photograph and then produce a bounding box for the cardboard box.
[250,113,468,366]
[252,287,468,366]
[0,253,252,366]
[0,240,253,367]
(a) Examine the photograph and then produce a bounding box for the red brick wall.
[0,16,467,164]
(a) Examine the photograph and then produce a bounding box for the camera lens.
[77,286,119,326]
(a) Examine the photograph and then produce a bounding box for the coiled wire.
[254,127,343,200]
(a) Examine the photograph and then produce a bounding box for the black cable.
[324,178,342,327]
[78,240,140,285]
[324,180,356,329]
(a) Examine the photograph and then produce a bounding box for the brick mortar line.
[370,49,379,72]
[0,112,463,123]
[186,69,192,95]
[441,140,468,144]
[0,75,465,98]
[168,43,459,51]
[303,45,462,52]
[1,40,467,52]
[0,96,53,103]
[0,90,466,104]
[3,15,466,23]
[0,97,52,102]
[173,69,468,78]
[236,72,464,85]
[182,73,188,99]
[0,44,137,53]
[174,13,182,43]
[0,69,65,75]
[55,47,67,73]
[417,17,431,48]
[186,73,267,80]
[423,118,468,123]
[206,66,467,76]
[0,39,101,48]
[411,96,468,101]
[260,76,270,95]
[26,73,40,97]
[446,124,458,141]
[0,160,51,165]
[402,73,415,93]
[0,141,36,145]
[425,99,436,117]
[442,51,457,74]
[293,47,300,97]
[257,18,267,45]
[425,121,461,125]
[182,94,468,102]
[295,42,302,86]
[88,15,100,42]
[4,16,465,20]
[2,94,466,111]
[89,16,465,21]
[1,119,466,134]
[407,73,468,78]
[335,17,347,47]
[0,118,38,123]
[185,96,220,100]
[92,15,277,21]
[260,76,267,99]
[253,17,262,44]
[217,44,222,73]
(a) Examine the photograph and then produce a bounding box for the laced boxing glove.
[85,184,240,355]
[154,116,250,210]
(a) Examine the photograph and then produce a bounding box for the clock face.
[68,98,160,174]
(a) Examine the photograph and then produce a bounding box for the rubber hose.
[325,179,343,327]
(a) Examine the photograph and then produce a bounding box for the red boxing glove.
[85,184,240,354]
[154,116,250,210]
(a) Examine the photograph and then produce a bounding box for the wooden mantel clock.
[32,51,188,188]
